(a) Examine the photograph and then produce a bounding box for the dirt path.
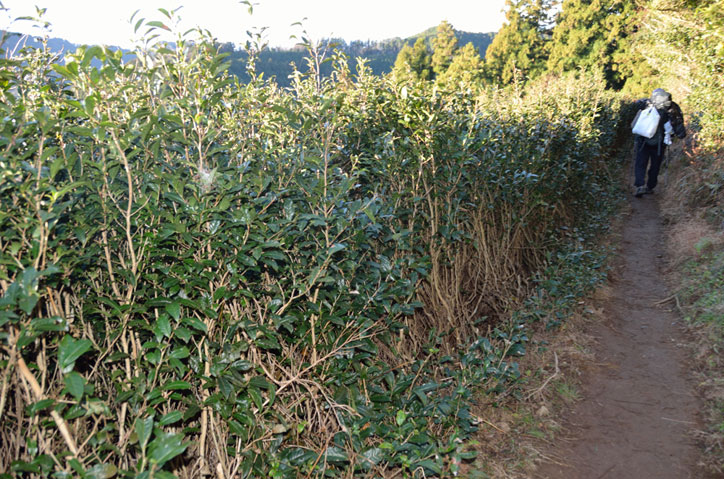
[534,193,709,479]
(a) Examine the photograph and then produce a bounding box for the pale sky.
[0,0,506,49]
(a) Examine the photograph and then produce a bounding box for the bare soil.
[533,193,716,479]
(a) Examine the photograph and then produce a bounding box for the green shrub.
[0,21,622,478]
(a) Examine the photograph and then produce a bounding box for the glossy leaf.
[148,433,188,467]
[58,336,93,373]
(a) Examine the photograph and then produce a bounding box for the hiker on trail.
[631,88,686,197]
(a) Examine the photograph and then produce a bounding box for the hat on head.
[651,88,672,109]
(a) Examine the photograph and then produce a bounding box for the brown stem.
[15,353,79,457]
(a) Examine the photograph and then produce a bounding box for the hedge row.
[0,30,621,478]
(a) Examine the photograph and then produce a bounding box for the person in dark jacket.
[632,88,687,197]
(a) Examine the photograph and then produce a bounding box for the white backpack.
[631,104,661,139]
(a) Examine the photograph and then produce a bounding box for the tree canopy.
[546,0,639,89]
[393,37,433,80]
[436,42,485,88]
[484,0,554,85]
[431,21,459,77]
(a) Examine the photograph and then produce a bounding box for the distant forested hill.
[1,28,495,87]
[1,31,135,65]
[1,32,76,56]
[223,30,495,86]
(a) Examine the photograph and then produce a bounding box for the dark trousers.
[634,142,664,190]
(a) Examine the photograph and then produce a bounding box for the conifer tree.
[547,0,638,89]
[437,43,485,87]
[485,0,554,85]
[431,21,459,77]
[393,37,432,81]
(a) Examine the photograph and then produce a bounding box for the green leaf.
[217,376,233,398]
[50,156,65,180]
[134,16,145,34]
[459,450,478,460]
[360,448,384,470]
[249,376,272,390]
[159,411,183,426]
[324,446,348,464]
[395,410,407,426]
[165,301,181,321]
[51,64,73,79]
[152,472,178,479]
[169,346,190,359]
[85,463,117,479]
[146,21,171,31]
[174,327,192,342]
[328,243,346,255]
[217,196,231,211]
[162,380,191,391]
[58,336,93,373]
[282,447,317,466]
[181,317,207,332]
[363,208,377,223]
[254,335,280,350]
[68,458,85,475]
[64,372,85,401]
[135,416,154,450]
[183,405,201,422]
[414,459,442,475]
[31,316,67,332]
[370,394,391,403]
[64,404,86,421]
[248,388,263,409]
[155,316,171,338]
[28,398,54,416]
[81,46,104,68]
[146,349,161,365]
[148,432,188,467]
[83,96,96,116]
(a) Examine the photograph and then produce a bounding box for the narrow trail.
[534,192,709,478]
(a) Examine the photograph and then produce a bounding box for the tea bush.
[0,25,622,478]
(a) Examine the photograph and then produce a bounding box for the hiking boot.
[644,186,654,194]
[634,186,647,198]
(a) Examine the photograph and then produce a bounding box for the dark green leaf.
[169,346,190,359]
[165,301,181,321]
[181,317,207,332]
[360,447,384,469]
[28,398,54,416]
[155,316,171,338]
[163,380,191,391]
[148,433,188,467]
[248,388,263,409]
[324,446,348,464]
[414,459,442,474]
[159,411,183,426]
[64,372,85,401]
[31,316,67,332]
[58,336,93,373]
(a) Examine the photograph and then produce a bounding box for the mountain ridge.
[1,27,495,87]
